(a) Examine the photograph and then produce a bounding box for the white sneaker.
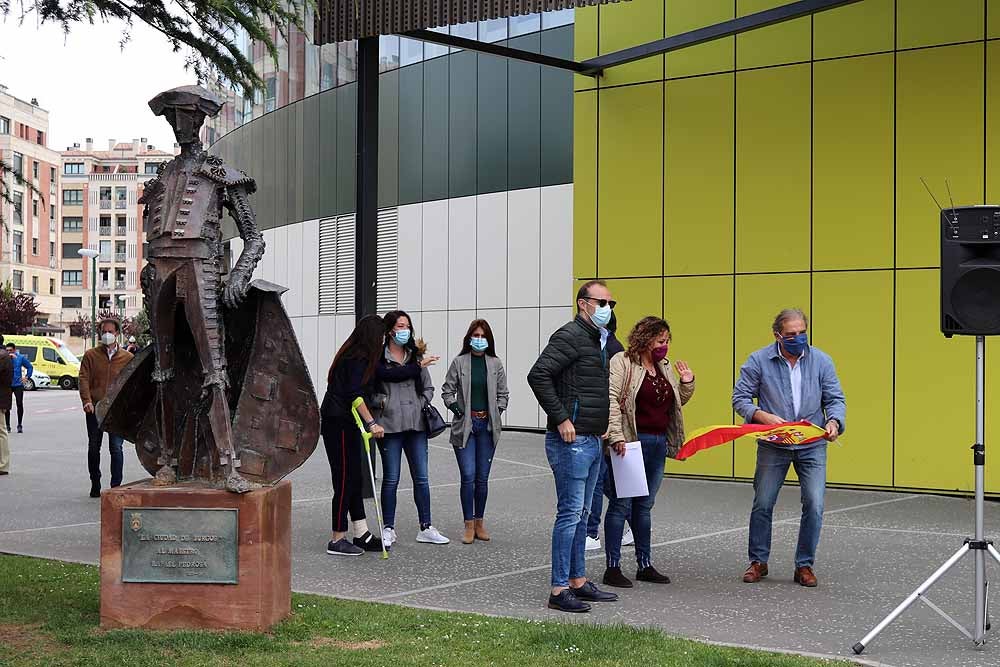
[416,525,450,544]
[382,526,397,549]
[585,536,601,551]
[622,526,634,547]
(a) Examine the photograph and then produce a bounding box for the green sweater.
[471,354,488,412]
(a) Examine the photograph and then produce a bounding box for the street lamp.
[78,248,99,348]
[117,295,128,342]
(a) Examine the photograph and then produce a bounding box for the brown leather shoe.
[462,520,475,544]
[743,561,768,583]
[794,566,818,587]
[474,518,491,541]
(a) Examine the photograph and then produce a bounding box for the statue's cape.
[97,280,320,484]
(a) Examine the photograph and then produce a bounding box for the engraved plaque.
[121,507,238,584]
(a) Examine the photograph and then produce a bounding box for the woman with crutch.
[321,315,426,556]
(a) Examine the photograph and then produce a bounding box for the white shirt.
[779,345,804,417]
[106,345,118,361]
[599,327,608,350]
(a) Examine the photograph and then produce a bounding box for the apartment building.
[59,138,174,323]
[0,85,62,324]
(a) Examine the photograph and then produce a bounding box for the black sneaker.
[569,580,619,602]
[602,566,634,588]
[636,565,671,584]
[353,531,385,552]
[16,425,22,433]
[547,589,591,613]
[326,538,363,556]
[89,482,101,498]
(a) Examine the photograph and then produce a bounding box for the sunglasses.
[582,297,617,309]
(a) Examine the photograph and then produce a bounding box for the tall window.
[12,271,23,291]
[0,116,9,134]
[12,152,23,176]
[49,278,55,294]
[64,163,84,175]
[100,187,111,201]
[12,231,23,263]
[49,241,55,258]
[62,190,83,206]
[31,200,38,218]
[32,238,38,255]
[32,161,39,180]
[31,275,38,293]
[62,270,82,286]
[62,216,83,232]
[12,192,22,226]
[36,130,44,145]
[144,162,162,174]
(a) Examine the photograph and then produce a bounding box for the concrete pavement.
[2,389,1000,666]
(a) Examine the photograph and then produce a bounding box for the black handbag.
[422,403,447,439]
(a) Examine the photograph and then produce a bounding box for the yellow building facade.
[573,0,1000,494]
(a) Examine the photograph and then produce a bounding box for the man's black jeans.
[5,386,24,430]
[86,412,124,487]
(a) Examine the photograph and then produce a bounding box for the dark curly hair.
[626,316,671,364]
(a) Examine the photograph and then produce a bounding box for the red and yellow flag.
[676,421,827,461]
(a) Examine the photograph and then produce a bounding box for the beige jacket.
[607,351,695,459]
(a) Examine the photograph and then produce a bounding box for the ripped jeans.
[545,431,602,588]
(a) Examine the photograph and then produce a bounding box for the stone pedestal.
[100,479,291,631]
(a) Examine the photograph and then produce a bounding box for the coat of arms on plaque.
[130,513,142,532]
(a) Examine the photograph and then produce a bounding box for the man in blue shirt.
[732,308,846,588]
[5,342,33,434]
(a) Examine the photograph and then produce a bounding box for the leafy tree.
[124,307,152,346]
[0,158,42,228]
[0,282,39,334]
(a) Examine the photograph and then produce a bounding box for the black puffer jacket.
[528,315,610,436]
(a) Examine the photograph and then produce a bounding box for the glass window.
[37,130,44,145]
[320,43,337,91]
[62,216,83,232]
[62,270,83,286]
[12,270,22,291]
[19,346,36,362]
[32,161,38,179]
[12,231,22,263]
[12,192,22,226]
[49,241,54,258]
[305,43,320,96]
[32,238,38,255]
[12,152,23,176]
[100,187,111,201]
[400,37,423,66]
[379,35,400,72]
[0,116,9,134]
[32,275,38,293]
[62,296,82,308]
[337,41,357,85]
[43,347,59,363]
[62,243,82,259]
[425,27,449,59]
[62,190,83,206]
[542,8,575,28]
[49,278,54,294]
[449,21,478,52]
[143,162,162,174]
[31,199,37,217]
[509,13,541,36]
[264,75,277,113]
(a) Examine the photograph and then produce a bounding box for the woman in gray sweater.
[441,319,510,544]
[372,310,447,547]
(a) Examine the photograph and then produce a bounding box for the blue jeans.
[749,443,827,568]
[545,432,602,588]
[604,433,668,569]
[379,430,432,528]
[587,454,632,539]
[454,417,495,521]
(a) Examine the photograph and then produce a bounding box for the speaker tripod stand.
[854,336,1000,654]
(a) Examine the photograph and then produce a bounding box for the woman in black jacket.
[321,315,424,556]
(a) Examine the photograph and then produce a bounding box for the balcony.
[116,226,127,237]
[49,258,56,269]
[99,254,112,263]
[115,200,127,210]
[99,226,112,237]
[115,280,126,290]
[99,200,112,210]
[99,281,111,290]
[115,252,126,263]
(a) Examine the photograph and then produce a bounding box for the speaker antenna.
[945,178,957,213]
[920,177,944,212]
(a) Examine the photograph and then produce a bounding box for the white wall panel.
[291,317,304,353]
[448,196,477,310]
[505,307,541,428]
[446,310,476,373]
[272,226,288,292]
[301,219,320,317]
[539,307,573,349]
[317,315,337,399]
[420,310,449,400]
[476,308,508,364]
[421,200,449,311]
[506,188,541,308]
[397,204,423,312]
[476,192,508,309]
[285,223,304,317]
[299,316,321,399]
[540,184,574,307]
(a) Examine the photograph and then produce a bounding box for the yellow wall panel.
[574,91,598,280]
[736,0,811,69]
[989,43,1000,205]
[991,0,1000,38]
[664,74,735,276]
[574,6,599,91]
[598,83,663,278]
[896,44,984,268]
[736,64,811,274]
[812,271,893,487]
[664,275,735,478]
[813,0,894,60]
[986,336,1000,493]
[895,270,976,491]
[665,0,735,79]
[733,273,811,478]
[600,278,663,338]
[897,0,984,50]
[599,0,664,87]
[813,54,894,271]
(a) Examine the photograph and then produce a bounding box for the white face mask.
[101,333,117,346]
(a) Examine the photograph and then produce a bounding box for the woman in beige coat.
[603,316,695,589]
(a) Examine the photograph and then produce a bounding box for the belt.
[471,410,489,420]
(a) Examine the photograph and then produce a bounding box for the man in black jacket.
[528,279,620,613]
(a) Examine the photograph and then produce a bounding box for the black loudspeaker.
[941,205,1000,337]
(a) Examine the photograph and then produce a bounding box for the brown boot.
[474,518,491,541]
[462,520,475,544]
[743,561,768,583]
[794,566,818,587]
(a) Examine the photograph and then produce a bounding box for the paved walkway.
[2,390,1000,666]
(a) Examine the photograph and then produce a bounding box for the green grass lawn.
[0,554,851,666]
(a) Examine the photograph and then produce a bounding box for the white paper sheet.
[610,441,648,498]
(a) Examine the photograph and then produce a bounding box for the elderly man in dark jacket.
[0,336,13,475]
[528,279,619,614]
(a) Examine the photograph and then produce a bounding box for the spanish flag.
[676,421,828,461]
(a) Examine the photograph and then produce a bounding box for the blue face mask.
[470,337,488,353]
[393,329,411,346]
[780,333,808,357]
[591,304,612,328]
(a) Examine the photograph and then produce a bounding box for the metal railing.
[99,254,112,263]
[115,200,127,209]
[48,258,56,269]
[115,252,126,263]
[116,227,127,236]
[99,226,112,237]
[99,200,112,210]
[98,281,111,289]
[115,280,126,290]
